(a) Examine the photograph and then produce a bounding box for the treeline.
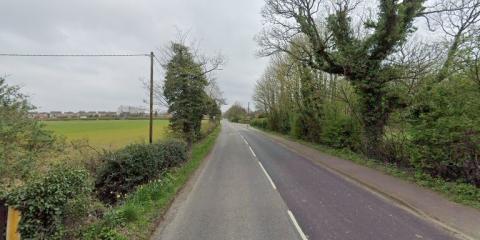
[0,40,223,239]
[252,0,480,187]
[223,102,249,123]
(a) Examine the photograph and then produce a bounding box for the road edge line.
[287,210,308,240]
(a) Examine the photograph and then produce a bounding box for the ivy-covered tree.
[163,43,209,144]
[258,0,430,157]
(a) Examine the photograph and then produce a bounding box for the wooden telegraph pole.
[149,52,154,144]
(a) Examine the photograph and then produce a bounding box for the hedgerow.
[95,140,187,204]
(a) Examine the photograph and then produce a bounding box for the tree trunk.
[362,115,385,159]
[357,81,389,159]
[299,65,323,142]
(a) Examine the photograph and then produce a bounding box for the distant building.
[64,111,77,118]
[117,106,145,117]
[28,108,152,120]
[36,112,49,119]
[87,111,97,117]
[49,111,63,118]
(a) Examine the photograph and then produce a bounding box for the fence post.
[6,208,20,240]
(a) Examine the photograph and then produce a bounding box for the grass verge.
[82,126,221,240]
[254,127,480,210]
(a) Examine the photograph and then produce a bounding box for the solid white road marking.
[248,146,257,158]
[258,161,277,190]
[288,210,308,240]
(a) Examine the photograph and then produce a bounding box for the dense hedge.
[250,118,268,129]
[407,79,480,185]
[320,116,360,150]
[95,140,187,204]
[162,139,188,168]
[6,166,91,239]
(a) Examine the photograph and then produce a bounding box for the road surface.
[154,121,456,240]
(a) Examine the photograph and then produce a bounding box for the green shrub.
[0,78,58,191]
[6,166,91,239]
[408,78,480,186]
[289,113,305,139]
[95,144,165,204]
[250,118,268,129]
[83,225,127,240]
[321,116,360,150]
[162,139,188,168]
[95,141,187,204]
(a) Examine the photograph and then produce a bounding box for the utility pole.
[149,52,154,144]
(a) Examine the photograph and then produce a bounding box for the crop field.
[43,119,170,148]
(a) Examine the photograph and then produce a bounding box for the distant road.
[154,121,455,240]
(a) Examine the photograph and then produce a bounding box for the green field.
[43,119,170,148]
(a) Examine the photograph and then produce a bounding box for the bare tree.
[424,0,480,82]
[205,78,226,105]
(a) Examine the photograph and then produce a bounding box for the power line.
[0,51,156,143]
[152,54,163,69]
[0,53,149,57]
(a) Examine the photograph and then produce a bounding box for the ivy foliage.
[6,166,91,239]
[95,140,187,204]
[163,43,212,144]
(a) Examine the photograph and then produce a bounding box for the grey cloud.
[0,0,267,111]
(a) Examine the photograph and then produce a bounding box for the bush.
[162,139,188,168]
[0,78,58,191]
[95,141,187,204]
[250,118,268,129]
[408,78,480,186]
[6,166,91,239]
[320,116,360,150]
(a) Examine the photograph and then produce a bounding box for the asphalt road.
[155,121,456,240]
[155,122,301,240]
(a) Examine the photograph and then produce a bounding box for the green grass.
[43,120,170,148]
[254,127,480,210]
[82,125,221,240]
[43,119,214,149]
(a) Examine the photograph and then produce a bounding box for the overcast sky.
[0,0,268,112]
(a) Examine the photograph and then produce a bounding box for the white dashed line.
[258,161,277,190]
[287,210,308,240]
[241,135,249,145]
[241,133,304,240]
[241,134,277,190]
